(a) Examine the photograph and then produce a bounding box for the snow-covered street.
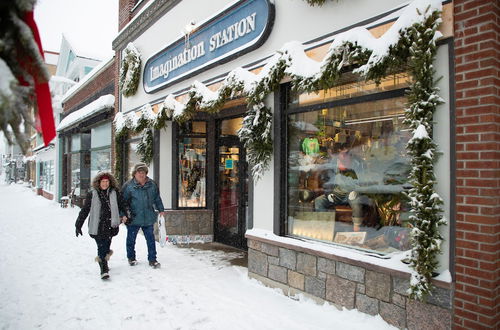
[0,180,395,330]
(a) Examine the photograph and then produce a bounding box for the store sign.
[143,0,274,93]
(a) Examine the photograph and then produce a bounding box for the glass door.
[215,118,248,249]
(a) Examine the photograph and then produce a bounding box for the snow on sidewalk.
[0,180,396,330]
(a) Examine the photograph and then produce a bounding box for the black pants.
[94,238,112,260]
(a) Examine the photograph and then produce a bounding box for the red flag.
[23,11,56,146]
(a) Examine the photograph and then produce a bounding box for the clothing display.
[301,137,320,155]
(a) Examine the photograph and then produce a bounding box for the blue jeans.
[126,225,157,262]
[95,238,112,261]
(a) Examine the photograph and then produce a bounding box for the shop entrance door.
[215,135,248,249]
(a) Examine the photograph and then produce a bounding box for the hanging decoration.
[114,0,445,299]
[119,42,142,97]
[0,0,55,153]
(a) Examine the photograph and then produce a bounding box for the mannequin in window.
[314,141,369,229]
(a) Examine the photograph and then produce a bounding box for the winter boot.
[96,257,110,280]
[128,258,138,266]
[105,249,113,261]
[149,260,161,269]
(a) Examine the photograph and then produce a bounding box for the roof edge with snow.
[57,95,115,132]
[61,55,115,104]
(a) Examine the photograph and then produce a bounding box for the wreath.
[119,42,141,97]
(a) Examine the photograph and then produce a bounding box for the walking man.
[122,163,165,268]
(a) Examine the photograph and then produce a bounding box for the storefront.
[114,0,458,327]
[57,95,115,206]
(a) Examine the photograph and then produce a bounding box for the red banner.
[23,11,56,146]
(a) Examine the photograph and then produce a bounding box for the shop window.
[178,121,207,208]
[286,74,412,254]
[70,153,81,196]
[40,160,55,192]
[90,123,111,178]
[90,148,111,178]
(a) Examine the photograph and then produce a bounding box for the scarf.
[88,188,120,236]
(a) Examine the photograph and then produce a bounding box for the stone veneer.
[247,235,452,330]
[155,210,213,243]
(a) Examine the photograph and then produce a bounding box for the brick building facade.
[453,0,499,328]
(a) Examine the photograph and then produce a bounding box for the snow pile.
[57,94,115,131]
[0,181,397,330]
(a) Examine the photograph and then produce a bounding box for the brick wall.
[63,62,115,113]
[119,0,150,31]
[119,0,133,31]
[454,0,499,329]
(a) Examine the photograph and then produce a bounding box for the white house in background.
[55,35,102,83]
[30,38,103,201]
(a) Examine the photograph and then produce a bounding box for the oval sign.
[143,0,275,94]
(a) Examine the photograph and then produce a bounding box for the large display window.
[286,73,413,254]
[177,121,207,208]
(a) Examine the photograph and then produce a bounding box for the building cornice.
[112,0,182,51]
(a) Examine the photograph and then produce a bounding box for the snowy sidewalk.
[0,180,395,330]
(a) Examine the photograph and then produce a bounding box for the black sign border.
[143,0,275,94]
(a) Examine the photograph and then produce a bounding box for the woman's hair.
[91,171,119,190]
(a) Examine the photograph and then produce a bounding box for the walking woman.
[75,172,128,279]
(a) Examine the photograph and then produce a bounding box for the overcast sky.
[34,0,119,60]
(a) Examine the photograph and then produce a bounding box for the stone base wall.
[161,209,213,237]
[247,236,452,330]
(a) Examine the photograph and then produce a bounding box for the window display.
[70,153,81,196]
[90,148,111,178]
[287,76,412,254]
[178,121,207,208]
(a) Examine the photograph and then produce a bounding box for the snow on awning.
[57,94,115,131]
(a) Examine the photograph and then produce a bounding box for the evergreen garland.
[114,127,129,183]
[304,0,328,6]
[119,42,141,97]
[136,128,154,164]
[0,0,47,153]
[114,1,445,299]
[402,9,445,301]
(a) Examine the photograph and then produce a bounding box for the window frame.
[173,120,208,210]
[278,81,411,254]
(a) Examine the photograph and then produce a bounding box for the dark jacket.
[122,177,164,227]
[75,172,127,239]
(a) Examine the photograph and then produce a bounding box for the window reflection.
[287,95,412,254]
[178,121,207,208]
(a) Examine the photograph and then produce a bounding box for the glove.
[75,227,83,237]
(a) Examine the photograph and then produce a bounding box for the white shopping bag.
[158,214,168,247]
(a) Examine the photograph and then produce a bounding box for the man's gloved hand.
[75,227,83,237]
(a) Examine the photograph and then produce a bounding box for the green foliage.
[402,8,445,301]
[0,0,45,153]
[136,129,153,164]
[119,43,141,97]
[114,127,129,183]
[304,0,329,6]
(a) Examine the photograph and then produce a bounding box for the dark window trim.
[277,83,411,241]
[286,88,408,115]
[172,120,208,210]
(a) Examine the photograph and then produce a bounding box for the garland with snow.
[114,0,445,299]
[0,0,48,153]
[304,0,329,6]
[119,42,142,97]
[402,8,446,301]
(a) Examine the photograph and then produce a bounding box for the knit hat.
[132,162,149,176]
[100,174,110,181]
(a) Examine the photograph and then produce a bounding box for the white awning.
[57,94,115,131]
